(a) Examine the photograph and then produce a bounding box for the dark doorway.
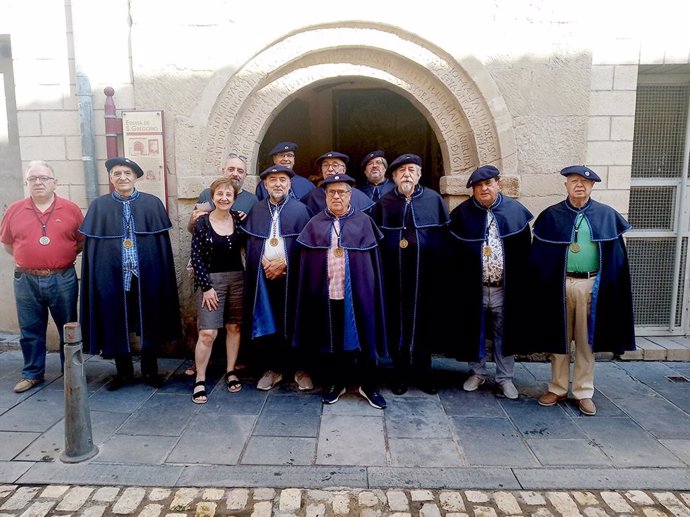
[260,84,443,192]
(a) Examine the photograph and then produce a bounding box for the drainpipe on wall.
[76,74,99,205]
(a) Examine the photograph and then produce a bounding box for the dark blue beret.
[387,153,422,175]
[320,173,356,188]
[360,150,386,169]
[259,165,296,180]
[105,157,144,178]
[316,151,350,165]
[466,164,500,188]
[560,165,601,182]
[269,142,298,156]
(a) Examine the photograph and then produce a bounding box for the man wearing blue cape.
[293,173,388,409]
[449,165,532,400]
[242,165,312,391]
[255,142,315,201]
[369,153,449,395]
[300,151,374,216]
[80,157,181,390]
[531,165,635,416]
[358,150,395,202]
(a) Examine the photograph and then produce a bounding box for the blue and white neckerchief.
[112,190,141,291]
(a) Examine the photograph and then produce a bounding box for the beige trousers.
[548,276,595,400]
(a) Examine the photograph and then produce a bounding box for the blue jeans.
[13,267,78,380]
[469,285,514,383]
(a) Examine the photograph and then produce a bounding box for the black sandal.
[192,380,207,404]
[225,371,242,393]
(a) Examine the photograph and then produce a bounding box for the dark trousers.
[321,300,378,391]
[114,277,158,377]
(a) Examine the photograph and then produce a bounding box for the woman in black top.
[190,177,245,403]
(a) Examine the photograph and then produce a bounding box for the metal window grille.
[631,85,689,179]
[629,83,690,329]
[627,237,676,325]
[629,186,676,230]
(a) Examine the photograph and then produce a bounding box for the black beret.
[269,142,298,156]
[466,165,500,188]
[560,165,601,182]
[320,173,356,188]
[259,165,296,180]
[387,154,422,175]
[316,151,350,165]
[360,150,386,169]
[105,157,144,178]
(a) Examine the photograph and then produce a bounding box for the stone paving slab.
[514,467,690,490]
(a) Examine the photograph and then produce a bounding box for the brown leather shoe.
[538,391,567,407]
[576,398,597,416]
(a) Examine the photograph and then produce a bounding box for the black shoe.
[106,374,134,391]
[358,386,386,409]
[391,382,408,395]
[419,382,438,395]
[322,385,346,405]
[143,373,165,388]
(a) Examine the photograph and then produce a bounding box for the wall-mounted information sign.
[122,110,168,209]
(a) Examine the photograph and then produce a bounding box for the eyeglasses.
[325,189,352,198]
[277,152,295,159]
[227,152,248,162]
[322,162,345,170]
[26,176,55,183]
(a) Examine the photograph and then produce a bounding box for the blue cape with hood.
[369,186,450,364]
[241,197,311,340]
[79,191,181,357]
[449,194,533,360]
[528,198,635,353]
[293,208,389,365]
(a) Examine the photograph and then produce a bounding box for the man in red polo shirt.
[1,160,84,393]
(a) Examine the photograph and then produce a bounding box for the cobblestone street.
[1,486,690,517]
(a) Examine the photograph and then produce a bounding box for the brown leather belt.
[15,267,70,277]
[566,271,598,279]
[483,280,502,288]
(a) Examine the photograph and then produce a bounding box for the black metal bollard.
[59,322,98,463]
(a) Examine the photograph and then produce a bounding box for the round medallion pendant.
[399,238,409,249]
[570,243,581,253]
[123,238,134,249]
[39,236,51,246]
[334,247,344,257]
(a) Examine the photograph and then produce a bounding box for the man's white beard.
[400,182,415,196]
[270,191,286,203]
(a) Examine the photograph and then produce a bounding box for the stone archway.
[177,23,518,203]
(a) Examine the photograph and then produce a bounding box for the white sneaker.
[499,381,519,400]
[257,370,283,390]
[294,371,314,391]
[462,374,485,392]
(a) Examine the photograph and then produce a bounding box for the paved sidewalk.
[1,485,690,517]
[0,349,689,492]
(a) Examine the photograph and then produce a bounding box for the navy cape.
[449,194,533,360]
[79,191,181,356]
[241,198,311,340]
[293,209,389,364]
[369,186,450,361]
[359,178,395,201]
[300,187,374,216]
[255,174,315,201]
[528,198,635,354]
